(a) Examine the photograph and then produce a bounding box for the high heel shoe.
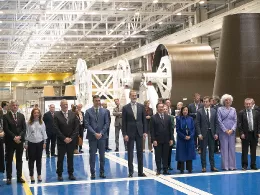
[38,176,42,182]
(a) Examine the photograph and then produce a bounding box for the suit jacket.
[3,111,26,144]
[196,107,218,138]
[84,107,109,140]
[113,105,122,127]
[188,102,203,120]
[53,110,79,144]
[150,113,173,144]
[237,109,260,139]
[213,103,221,111]
[253,105,260,112]
[43,111,55,136]
[122,103,147,138]
[145,107,153,131]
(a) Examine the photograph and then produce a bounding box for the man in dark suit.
[196,96,219,172]
[151,103,173,175]
[85,95,109,179]
[43,104,57,157]
[238,98,260,170]
[188,93,203,153]
[54,99,79,181]
[3,100,26,184]
[102,102,112,151]
[122,90,147,177]
[212,95,221,153]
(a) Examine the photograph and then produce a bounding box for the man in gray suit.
[85,95,109,179]
[196,96,219,172]
[122,90,147,177]
[113,98,127,152]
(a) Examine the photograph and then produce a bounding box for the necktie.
[13,113,17,121]
[63,112,68,123]
[132,103,137,119]
[248,110,253,131]
[206,109,210,127]
[95,108,99,119]
[51,112,54,118]
[161,114,164,120]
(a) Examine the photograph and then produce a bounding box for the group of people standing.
[0,90,260,185]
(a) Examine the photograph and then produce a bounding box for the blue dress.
[175,116,196,161]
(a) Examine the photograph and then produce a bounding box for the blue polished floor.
[1,136,260,195]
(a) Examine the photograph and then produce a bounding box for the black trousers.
[6,141,24,179]
[56,141,75,176]
[168,145,173,167]
[105,128,110,149]
[127,135,143,174]
[28,141,43,176]
[201,131,215,168]
[177,160,192,171]
[0,139,4,173]
[241,132,257,168]
[46,133,56,155]
[154,143,169,172]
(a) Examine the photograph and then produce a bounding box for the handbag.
[78,136,83,146]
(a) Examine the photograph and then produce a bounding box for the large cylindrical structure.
[153,44,217,104]
[213,14,260,111]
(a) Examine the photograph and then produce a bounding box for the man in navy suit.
[43,104,57,157]
[122,90,147,177]
[85,95,109,179]
[196,96,219,172]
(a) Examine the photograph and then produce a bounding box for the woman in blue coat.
[176,106,196,173]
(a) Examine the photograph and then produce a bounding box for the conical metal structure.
[213,14,260,110]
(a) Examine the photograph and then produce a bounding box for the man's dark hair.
[93,95,100,101]
[1,101,7,108]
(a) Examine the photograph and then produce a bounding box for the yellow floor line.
[13,156,33,195]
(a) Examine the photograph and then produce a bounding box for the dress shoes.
[91,174,96,179]
[242,166,247,171]
[115,148,119,152]
[202,168,206,173]
[99,173,106,179]
[163,171,171,175]
[156,171,160,176]
[211,167,219,172]
[251,166,258,170]
[6,178,11,185]
[168,167,173,171]
[57,176,63,181]
[128,173,133,178]
[138,173,146,177]
[17,178,25,183]
[69,174,76,180]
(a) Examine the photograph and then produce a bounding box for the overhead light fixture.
[0,11,4,14]
[85,46,88,48]
[135,12,140,16]
[145,29,149,32]
[109,29,114,32]
[0,21,3,23]
[177,12,182,15]
[158,22,163,25]
[40,0,46,5]
[69,56,71,58]
[104,0,109,2]
[73,53,77,56]
[199,1,205,4]
[122,41,125,43]
[105,50,108,52]
[153,0,158,3]
[113,45,116,48]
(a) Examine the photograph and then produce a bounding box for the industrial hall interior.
[0,0,260,195]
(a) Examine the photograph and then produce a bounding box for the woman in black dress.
[0,119,5,186]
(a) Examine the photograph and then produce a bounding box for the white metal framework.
[0,0,233,73]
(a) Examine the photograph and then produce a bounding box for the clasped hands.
[225,129,233,135]
[0,131,4,138]
[64,137,72,144]
[13,136,21,144]
[95,133,102,140]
